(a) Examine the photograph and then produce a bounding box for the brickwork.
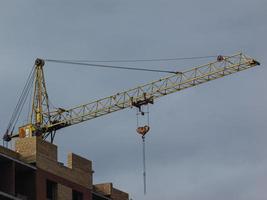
[37,138,57,161]
[0,145,20,160]
[15,137,92,189]
[15,137,57,163]
[2,137,130,200]
[111,188,129,200]
[37,169,92,200]
[68,153,92,172]
[93,183,129,200]
[15,137,37,157]
[57,183,72,200]
[94,183,112,196]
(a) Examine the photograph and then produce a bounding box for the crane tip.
[35,58,45,66]
[250,59,260,66]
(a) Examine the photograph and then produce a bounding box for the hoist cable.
[136,108,139,127]
[47,55,217,63]
[136,105,150,195]
[142,136,147,195]
[45,59,179,74]
[147,106,150,125]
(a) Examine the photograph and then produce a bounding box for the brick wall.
[0,145,20,160]
[15,137,93,189]
[58,183,72,200]
[111,188,129,200]
[36,169,92,200]
[93,183,129,200]
[13,137,128,200]
[94,183,112,196]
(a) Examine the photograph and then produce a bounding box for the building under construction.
[0,137,129,200]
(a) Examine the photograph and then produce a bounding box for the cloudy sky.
[0,0,267,199]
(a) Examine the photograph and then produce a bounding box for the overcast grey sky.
[0,0,267,199]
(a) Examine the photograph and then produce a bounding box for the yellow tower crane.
[3,52,260,143]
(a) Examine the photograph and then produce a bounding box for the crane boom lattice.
[46,53,259,131]
[3,52,260,142]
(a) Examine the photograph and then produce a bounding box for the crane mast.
[31,59,51,126]
[3,52,260,142]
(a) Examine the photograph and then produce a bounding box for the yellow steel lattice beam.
[42,52,259,134]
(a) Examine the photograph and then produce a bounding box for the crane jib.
[3,53,260,142]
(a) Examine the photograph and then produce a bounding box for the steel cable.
[45,59,179,74]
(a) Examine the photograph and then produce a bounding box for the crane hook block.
[136,125,150,137]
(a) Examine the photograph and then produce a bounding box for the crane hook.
[136,125,150,138]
